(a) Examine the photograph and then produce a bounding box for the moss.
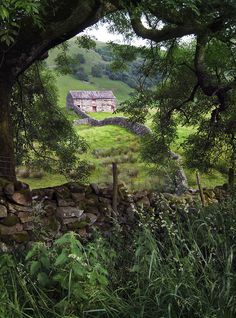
[67,220,88,230]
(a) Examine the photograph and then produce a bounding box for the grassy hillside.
[47,38,134,106]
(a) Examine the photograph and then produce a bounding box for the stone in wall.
[0,178,230,248]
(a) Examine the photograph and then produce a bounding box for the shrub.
[1,199,236,317]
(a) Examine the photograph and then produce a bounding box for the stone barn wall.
[66,91,116,113]
[74,98,116,112]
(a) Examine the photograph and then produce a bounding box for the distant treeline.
[69,45,161,89]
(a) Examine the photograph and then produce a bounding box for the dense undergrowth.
[1,199,236,317]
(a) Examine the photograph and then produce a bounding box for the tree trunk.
[228,167,235,191]
[0,77,16,181]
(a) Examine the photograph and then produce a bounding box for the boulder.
[8,189,32,206]
[0,214,19,226]
[8,203,32,213]
[57,198,76,207]
[71,192,85,203]
[90,183,99,195]
[12,231,29,243]
[0,223,23,235]
[55,187,71,200]
[18,212,34,223]
[56,207,84,219]
[0,204,7,218]
[85,213,98,225]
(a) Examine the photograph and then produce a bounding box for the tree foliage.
[12,63,89,181]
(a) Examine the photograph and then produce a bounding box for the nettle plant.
[25,232,114,306]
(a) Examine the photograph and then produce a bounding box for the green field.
[20,109,227,190]
[19,38,227,190]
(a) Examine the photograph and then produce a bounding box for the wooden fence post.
[196,171,205,207]
[112,162,118,214]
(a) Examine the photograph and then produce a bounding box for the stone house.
[66,90,117,112]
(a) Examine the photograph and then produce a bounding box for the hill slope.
[46,38,134,106]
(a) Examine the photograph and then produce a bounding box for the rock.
[84,195,98,205]
[71,192,85,203]
[67,182,86,193]
[23,222,34,231]
[12,231,29,243]
[8,203,32,213]
[18,212,34,223]
[9,189,32,206]
[56,207,84,219]
[85,213,97,225]
[4,183,15,196]
[0,223,23,235]
[55,187,71,200]
[0,214,19,226]
[0,204,7,217]
[90,183,99,195]
[57,198,76,207]
[62,213,86,225]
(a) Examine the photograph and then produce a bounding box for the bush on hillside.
[77,53,85,64]
[91,63,104,77]
[74,66,89,81]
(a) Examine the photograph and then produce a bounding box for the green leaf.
[30,261,41,276]
[37,272,51,287]
[40,256,51,270]
[54,249,68,266]
[0,6,9,19]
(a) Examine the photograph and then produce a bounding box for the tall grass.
[1,199,236,317]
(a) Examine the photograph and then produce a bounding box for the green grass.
[20,173,67,189]
[22,108,227,190]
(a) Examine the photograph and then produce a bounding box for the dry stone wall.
[0,179,230,249]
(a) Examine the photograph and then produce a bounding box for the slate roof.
[69,90,116,100]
